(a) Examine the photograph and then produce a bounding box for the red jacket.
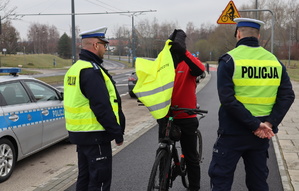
[171,51,205,119]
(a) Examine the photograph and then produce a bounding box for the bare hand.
[253,122,274,139]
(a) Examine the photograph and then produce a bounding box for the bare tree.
[0,0,20,55]
[27,23,60,54]
[48,25,60,54]
[0,20,19,54]
[0,0,18,22]
[114,25,130,57]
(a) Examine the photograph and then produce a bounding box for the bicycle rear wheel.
[197,129,203,161]
[147,149,171,191]
[181,129,203,188]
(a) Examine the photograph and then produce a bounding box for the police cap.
[79,26,109,43]
[234,18,265,30]
[234,18,265,37]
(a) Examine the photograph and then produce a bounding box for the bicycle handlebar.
[170,107,208,116]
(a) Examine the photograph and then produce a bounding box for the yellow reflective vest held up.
[64,60,120,132]
[228,45,282,117]
[133,40,175,119]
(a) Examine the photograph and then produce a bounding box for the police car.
[0,68,67,182]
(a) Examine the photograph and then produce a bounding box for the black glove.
[169,41,186,57]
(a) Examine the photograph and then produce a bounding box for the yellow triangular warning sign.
[217,1,241,24]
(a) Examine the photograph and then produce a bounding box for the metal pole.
[255,0,258,19]
[239,9,274,53]
[71,0,76,64]
[288,26,293,68]
[107,37,110,60]
[132,14,136,67]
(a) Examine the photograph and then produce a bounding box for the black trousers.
[76,142,112,191]
[208,134,270,191]
[158,117,200,191]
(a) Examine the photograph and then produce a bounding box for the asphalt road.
[66,71,283,191]
[30,59,134,96]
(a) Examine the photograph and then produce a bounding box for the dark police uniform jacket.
[217,37,295,135]
[68,49,125,145]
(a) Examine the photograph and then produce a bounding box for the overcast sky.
[10,0,255,40]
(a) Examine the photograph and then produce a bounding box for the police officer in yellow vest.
[64,26,125,191]
[208,18,295,191]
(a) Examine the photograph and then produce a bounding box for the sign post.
[217,1,241,24]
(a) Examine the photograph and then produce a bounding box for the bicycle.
[147,106,208,191]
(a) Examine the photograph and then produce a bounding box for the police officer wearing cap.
[208,18,295,190]
[64,26,125,191]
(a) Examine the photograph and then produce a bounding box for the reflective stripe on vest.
[228,45,282,117]
[64,60,119,132]
[133,40,175,119]
[134,81,173,113]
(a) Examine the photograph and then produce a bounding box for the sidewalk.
[275,80,299,191]
[31,71,299,191]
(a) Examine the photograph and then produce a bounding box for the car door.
[0,94,9,136]
[0,81,43,156]
[23,80,67,147]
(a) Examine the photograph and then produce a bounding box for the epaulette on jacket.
[91,62,101,71]
[218,53,232,64]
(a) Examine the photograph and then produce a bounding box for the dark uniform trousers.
[158,117,200,191]
[208,134,270,191]
[76,142,112,191]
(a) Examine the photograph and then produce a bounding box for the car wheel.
[0,138,16,183]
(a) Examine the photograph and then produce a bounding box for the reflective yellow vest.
[133,40,175,119]
[228,45,282,117]
[64,60,120,132]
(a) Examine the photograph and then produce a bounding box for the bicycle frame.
[149,107,208,190]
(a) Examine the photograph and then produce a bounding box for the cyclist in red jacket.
[158,29,205,191]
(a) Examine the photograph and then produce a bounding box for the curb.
[272,135,293,191]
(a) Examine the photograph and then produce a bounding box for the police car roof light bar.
[0,68,21,76]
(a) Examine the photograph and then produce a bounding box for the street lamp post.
[255,0,258,19]
[288,26,295,67]
[71,0,76,64]
[131,14,136,67]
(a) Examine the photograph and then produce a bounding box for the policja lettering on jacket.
[67,76,76,86]
[241,66,279,78]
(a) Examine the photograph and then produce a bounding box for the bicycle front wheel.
[147,149,171,191]
[181,129,203,188]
